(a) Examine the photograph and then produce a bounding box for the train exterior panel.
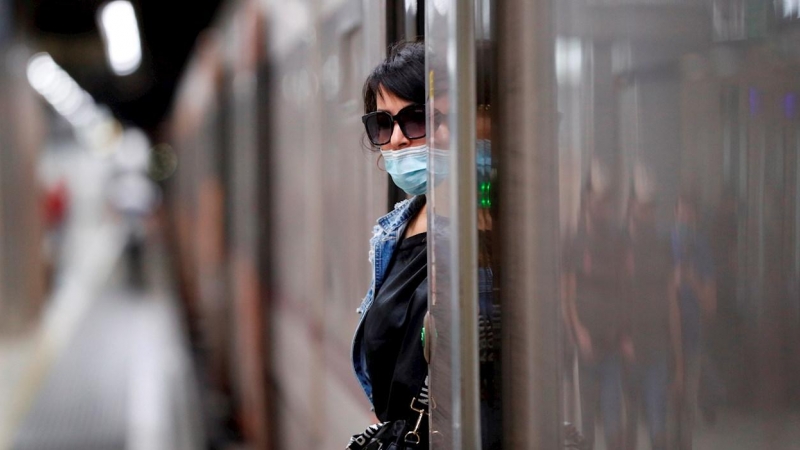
[167,0,388,448]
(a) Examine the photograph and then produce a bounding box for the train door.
[427,0,800,449]
[259,0,392,448]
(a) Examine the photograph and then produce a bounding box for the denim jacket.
[351,195,427,405]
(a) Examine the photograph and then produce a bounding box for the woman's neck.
[404,201,427,238]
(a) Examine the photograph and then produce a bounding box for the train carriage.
[166,0,800,448]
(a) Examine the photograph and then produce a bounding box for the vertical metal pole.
[426,0,480,446]
[496,0,562,447]
[450,0,481,447]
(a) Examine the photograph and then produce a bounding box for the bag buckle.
[404,397,428,445]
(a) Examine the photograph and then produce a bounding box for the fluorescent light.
[98,0,142,76]
[26,53,58,93]
[47,77,77,107]
[54,88,88,117]
[26,52,112,148]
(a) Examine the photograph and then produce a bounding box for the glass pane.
[551,1,800,449]
[426,0,458,444]
[495,1,800,449]
[425,0,483,447]
[475,1,503,448]
[426,0,501,447]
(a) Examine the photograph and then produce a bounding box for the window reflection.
[555,2,800,449]
[477,103,500,450]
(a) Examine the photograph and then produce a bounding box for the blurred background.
[0,1,222,449]
[2,0,384,449]
[1,0,800,449]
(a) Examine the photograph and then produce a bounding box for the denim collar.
[376,195,427,237]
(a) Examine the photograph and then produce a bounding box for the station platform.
[2,250,203,450]
[0,149,204,450]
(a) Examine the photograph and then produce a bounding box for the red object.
[43,179,69,228]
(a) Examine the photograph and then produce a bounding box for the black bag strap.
[346,421,389,449]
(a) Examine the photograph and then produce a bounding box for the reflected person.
[623,192,683,450]
[671,193,716,450]
[563,179,626,450]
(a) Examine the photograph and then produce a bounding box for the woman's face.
[376,88,427,151]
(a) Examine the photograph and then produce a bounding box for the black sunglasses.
[362,103,427,146]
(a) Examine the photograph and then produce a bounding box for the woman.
[349,42,431,448]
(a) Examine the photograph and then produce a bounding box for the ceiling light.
[98,0,142,76]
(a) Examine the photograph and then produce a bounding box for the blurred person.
[671,193,717,449]
[562,169,627,450]
[107,128,160,289]
[622,180,683,450]
[108,170,160,288]
[348,42,431,449]
[41,177,70,287]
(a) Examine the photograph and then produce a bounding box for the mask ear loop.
[376,153,386,171]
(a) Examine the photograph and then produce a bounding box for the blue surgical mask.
[381,145,429,196]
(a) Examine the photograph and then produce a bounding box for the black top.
[363,231,428,423]
[563,227,628,357]
[628,230,673,362]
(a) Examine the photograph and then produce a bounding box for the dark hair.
[362,42,425,114]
